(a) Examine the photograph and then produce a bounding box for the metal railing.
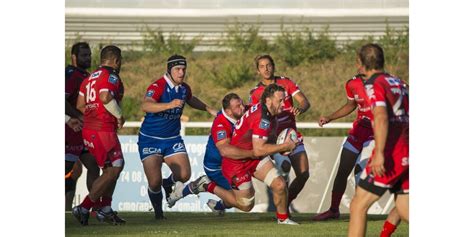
[124,121,352,136]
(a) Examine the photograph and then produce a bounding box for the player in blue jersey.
[138,55,218,219]
[167,93,257,213]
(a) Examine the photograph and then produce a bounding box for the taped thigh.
[264,167,281,187]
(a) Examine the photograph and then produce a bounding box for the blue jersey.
[139,74,192,138]
[203,110,236,170]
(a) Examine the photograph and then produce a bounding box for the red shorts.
[359,124,409,196]
[65,125,84,162]
[344,118,374,153]
[82,128,123,168]
[222,158,261,190]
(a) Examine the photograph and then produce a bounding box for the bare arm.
[100,90,125,129]
[252,137,296,157]
[370,106,389,177]
[66,97,83,120]
[141,96,184,113]
[319,99,357,127]
[186,96,218,116]
[291,91,311,116]
[76,94,86,115]
[215,138,255,160]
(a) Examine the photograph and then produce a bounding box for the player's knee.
[271,176,286,194]
[297,170,309,182]
[237,196,255,212]
[280,160,291,173]
[148,178,163,191]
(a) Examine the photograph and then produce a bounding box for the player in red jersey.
[312,73,374,221]
[65,42,100,211]
[222,84,298,225]
[72,45,126,226]
[249,55,311,212]
[348,44,409,237]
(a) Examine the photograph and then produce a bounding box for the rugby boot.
[312,209,340,221]
[190,175,211,194]
[96,209,126,225]
[207,199,225,215]
[72,205,90,226]
[277,218,299,225]
[167,181,185,208]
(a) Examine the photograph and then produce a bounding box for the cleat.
[278,218,299,225]
[72,206,90,226]
[163,185,174,200]
[167,181,185,208]
[207,199,225,216]
[189,175,211,194]
[96,209,126,225]
[312,209,340,221]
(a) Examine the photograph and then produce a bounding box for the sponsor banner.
[73,136,394,214]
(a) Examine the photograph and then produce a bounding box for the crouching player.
[167,93,257,213]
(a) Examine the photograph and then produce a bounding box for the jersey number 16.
[85,80,97,103]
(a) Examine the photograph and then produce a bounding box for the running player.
[249,55,311,211]
[138,55,218,220]
[72,45,126,226]
[312,73,374,221]
[348,43,409,237]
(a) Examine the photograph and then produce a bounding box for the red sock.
[80,195,96,210]
[101,196,112,207]
[380,221,397,237]
[206,181,217,194]
[276,212,289,221]
[330,192,344,212]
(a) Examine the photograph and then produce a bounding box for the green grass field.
[65,212,408,236]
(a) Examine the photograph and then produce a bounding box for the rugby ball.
[276,128,298,155]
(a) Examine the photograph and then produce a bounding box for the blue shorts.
[138,133,187,161]
[204,166,232,190]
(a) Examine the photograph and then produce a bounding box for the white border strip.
[66,8,408,18]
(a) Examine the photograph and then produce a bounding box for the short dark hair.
[260,84,285,105]
[222,93,241,110]
[100,45,121,62]
[254,54,275,69]
[358,43,385,70]
[71,42,90,56]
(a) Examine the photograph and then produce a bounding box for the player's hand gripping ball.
[276,128,298,155]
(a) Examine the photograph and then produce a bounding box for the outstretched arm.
[186,96,218,116]
[319,99,357,127]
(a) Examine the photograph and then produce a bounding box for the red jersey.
[226,103,275,164]
[79,66,124,132]
[249,76,300,109]
[345,75,373,121]
[65,65,89,107]
[249,76,300,135]
[365,73,409,124]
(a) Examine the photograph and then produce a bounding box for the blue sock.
[182,184,193,197]
[162,174,175,188]
[214,200,226,211]
[148,187,163,218]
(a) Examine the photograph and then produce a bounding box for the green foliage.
[120,96,142,121]
[201,53,255,89]
[275,25,338,67]
[221,22,271,53]
[143,26,201,55]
